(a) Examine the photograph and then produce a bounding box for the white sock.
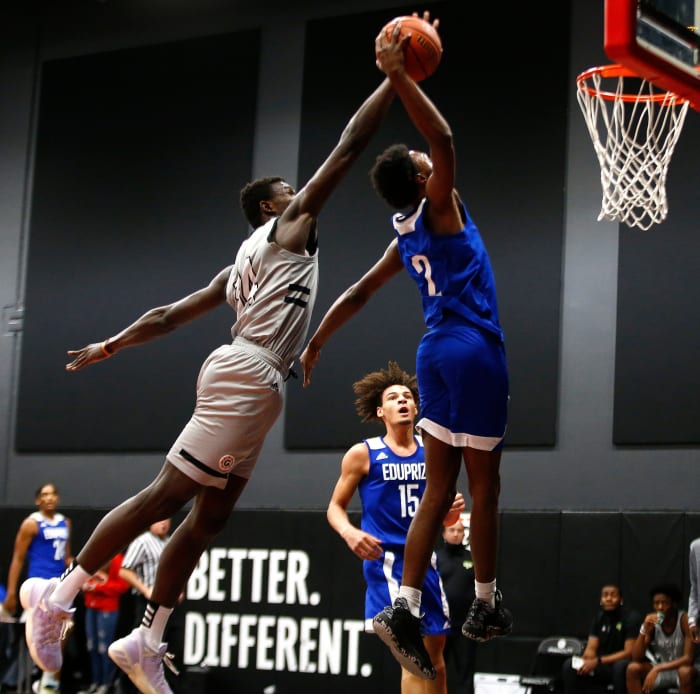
[475,579,497,608]
[140,602,173,649]
[398,585,422,618]
[51,562,91,610]
[41,671,60,688]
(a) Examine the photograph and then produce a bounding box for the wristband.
[640,626,650,636]
[100,340,114,357]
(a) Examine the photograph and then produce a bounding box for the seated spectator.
[561,583,641,694]
[626,582,697,694]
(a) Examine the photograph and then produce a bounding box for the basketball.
[379,15,443,82]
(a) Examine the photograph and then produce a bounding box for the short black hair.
[369,144,420,210]
[35,482,57,499]
[239,176,285,229]
[649,582,682,604]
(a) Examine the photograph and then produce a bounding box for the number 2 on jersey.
[411,255,442,296]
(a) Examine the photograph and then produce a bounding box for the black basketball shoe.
[462,589,513,642]
[372,597,436,679]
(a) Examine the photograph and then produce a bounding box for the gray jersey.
[650,610,685,664]
[648,611,686,690]
[226,218,318,373]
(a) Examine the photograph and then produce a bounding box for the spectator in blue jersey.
[3,483,72,694]
[326,361,464,694]
[301,12,511,680]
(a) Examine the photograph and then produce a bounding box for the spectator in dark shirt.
[562,583,641,694]
[436,514,477,694]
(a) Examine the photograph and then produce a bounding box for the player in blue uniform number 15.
[327,361,465,693]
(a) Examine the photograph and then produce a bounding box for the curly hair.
[353,361,419,423]
[369,144,420,210]
[239,176,285,229]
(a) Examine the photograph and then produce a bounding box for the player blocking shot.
[18,49,397,694]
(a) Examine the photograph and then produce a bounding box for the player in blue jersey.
[327,361,464,694]
[3,483,72,693]
[300,14,511,680]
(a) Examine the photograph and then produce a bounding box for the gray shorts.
[167,339,284,488]
[653,670,679,690]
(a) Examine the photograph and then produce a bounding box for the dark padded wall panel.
[285,1,569,449]
[498,512,562,635]
[16,31,259,451]
[559,512,622,636]
[614,115,700,444]
[620,512,685,616]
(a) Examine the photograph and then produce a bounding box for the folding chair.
[520,636,585,694]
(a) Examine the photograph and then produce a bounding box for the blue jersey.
[358,435,450,635]
[393,197,503,341]
[27,512,69,579]
[358,435,426,552]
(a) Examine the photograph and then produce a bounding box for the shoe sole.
[462,624,513,642]
[20,578,62,674]
[373,616,436,680]
[108,642,159,694]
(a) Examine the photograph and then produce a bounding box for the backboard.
[605,0,700,109]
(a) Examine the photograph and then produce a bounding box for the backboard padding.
[605,0,700,109]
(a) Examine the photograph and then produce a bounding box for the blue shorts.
[363,549,450,635]
[416,319,509,450]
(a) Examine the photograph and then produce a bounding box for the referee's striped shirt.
[121,529,168,593]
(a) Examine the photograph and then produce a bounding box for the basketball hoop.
[576,64,690,231]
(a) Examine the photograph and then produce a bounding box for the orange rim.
[576,64,689,104]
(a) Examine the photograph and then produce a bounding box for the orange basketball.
[379,15,443,82]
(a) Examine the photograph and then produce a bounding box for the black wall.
[2,509,698,692]
[15,1,568,453]
[286,1,568,449]
[16,30,258,451]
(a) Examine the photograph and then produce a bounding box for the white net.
[576,66,690,231]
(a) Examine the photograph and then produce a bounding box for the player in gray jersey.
[20,73,396,694]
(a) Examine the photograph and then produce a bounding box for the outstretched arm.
[300,239,403,386]
[65,265,232,371]
[274,78,395,254]
[375,13,461,230]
